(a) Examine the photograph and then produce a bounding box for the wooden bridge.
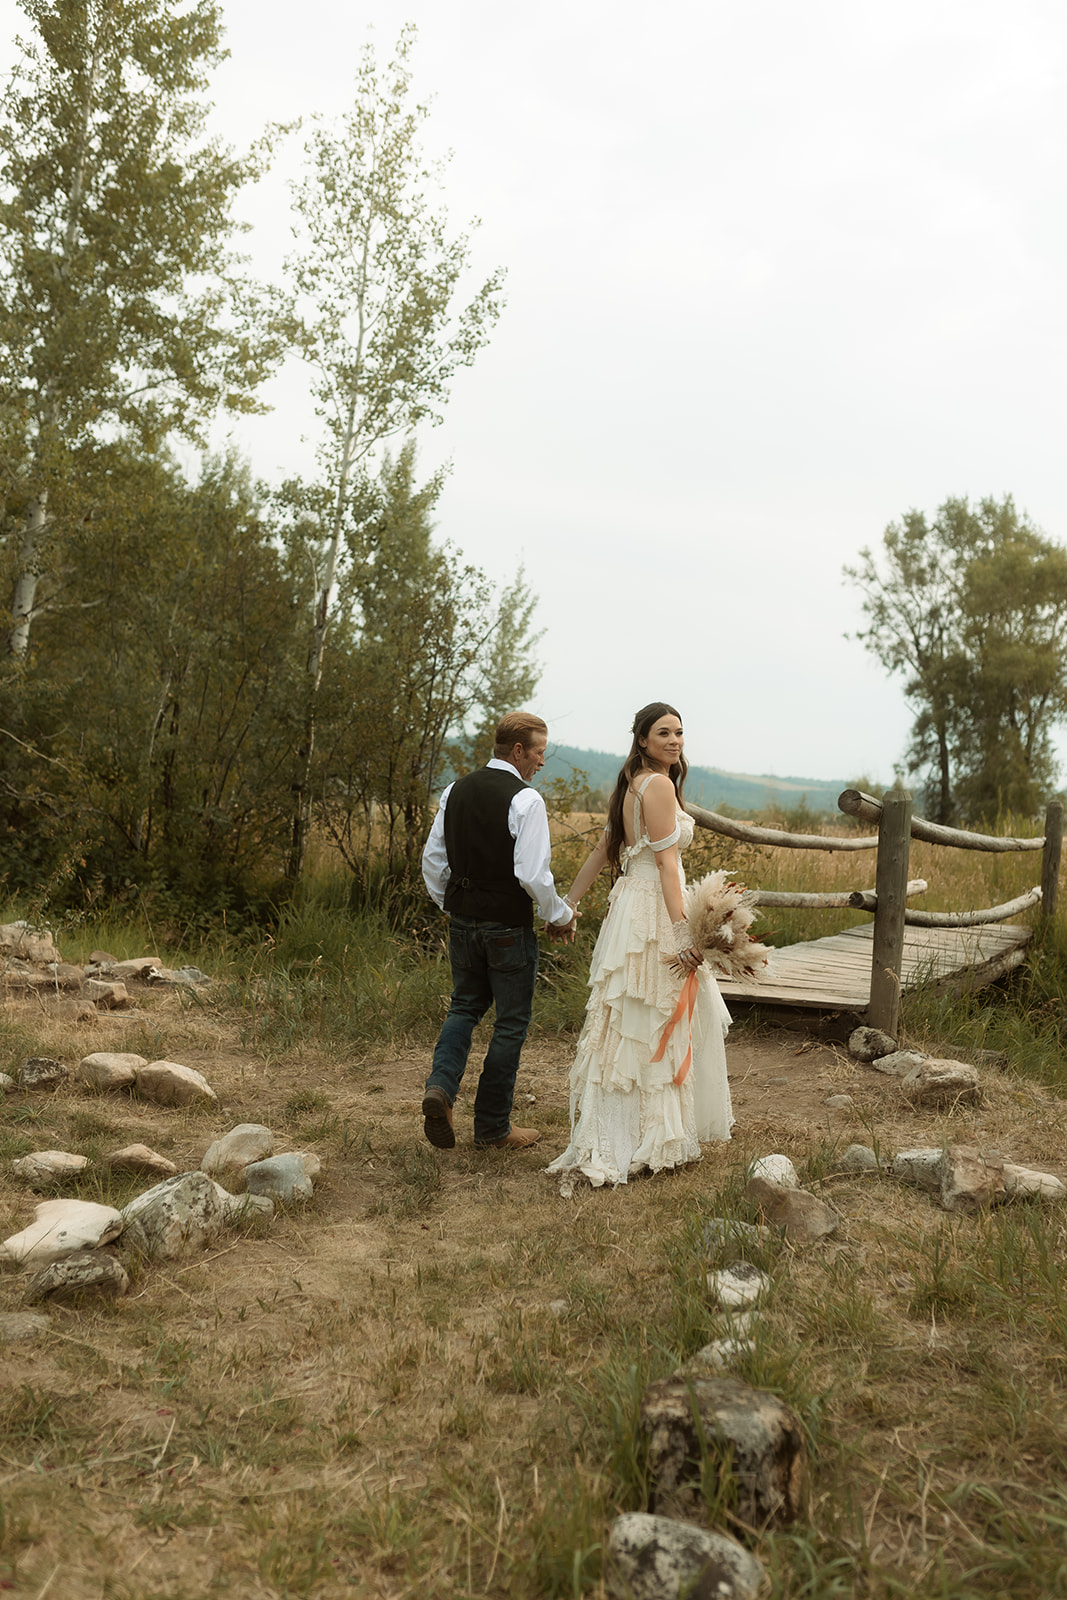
[688,787,1063,1026]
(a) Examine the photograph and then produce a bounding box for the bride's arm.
[644,775,703,967]
[566,830,610,908]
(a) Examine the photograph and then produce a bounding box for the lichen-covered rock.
[607,1512,767,1600]
[135,1060,218,1107]
[12,1151,89,1189]
[0,1199,123,1267]
[23,1249,129,1304]
[848,1026,897,1062]
[77,1052,146,1090]
[706,1263,770,1309]
[121,1171,230,1259]
[699,1218,767,1254]
[641,1373,807,1529]
[891,1149,943,1192]
[869,1050,926,1078]
[18,1057,68,1091]
[201,1124,274,1190]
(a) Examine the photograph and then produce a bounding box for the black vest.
[442,767,533,926]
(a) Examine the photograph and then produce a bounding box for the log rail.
[687,785,1064,1031]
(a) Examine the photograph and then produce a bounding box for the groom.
[420,711,576,1150]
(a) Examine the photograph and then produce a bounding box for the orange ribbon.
[651,968,698,1085]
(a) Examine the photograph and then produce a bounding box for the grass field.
[1,810,1066,1598]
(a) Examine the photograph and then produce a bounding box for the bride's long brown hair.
[604,702,688,875]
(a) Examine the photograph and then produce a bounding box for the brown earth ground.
[1,985,1065,1598]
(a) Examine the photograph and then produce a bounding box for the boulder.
[848,1026,897,1062]
[747,1176,840,1245]
[902,1058,981,1108]
[940,1145,1005,1212]
[121,1171,231,1260]
[12,1151,89,1189]
[244,1153,314,1203]
[607,1512,766,1600]
[0,923,58,962]
[84,978,131,1010]
[18,1057,68,1091]
[869,1050,926,1078]
[107,1145,178,1179]
[201,1124,274,1190]
[23,1249,129,1304]
[641,1373,807,1529]
[77,1052,146,1090]
[0,1199,123,1267]
[135,1060,218,1107]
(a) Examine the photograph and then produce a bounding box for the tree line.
[0,6,529,918]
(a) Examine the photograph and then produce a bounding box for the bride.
[545,702,733,1187]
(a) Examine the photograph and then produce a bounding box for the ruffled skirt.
[545,870,733,1187]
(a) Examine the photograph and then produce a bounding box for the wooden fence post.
[869,781,912,1036]
[1042,801,1063,920]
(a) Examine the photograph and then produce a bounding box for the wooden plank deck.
[716,921,1034,1012]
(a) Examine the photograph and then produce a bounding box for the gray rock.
[135,1060,218,1107]
[747,1154,799,1188]
[106,958,162,982]
[146,964,211,987]
[77,1051,146,1090]
[223,1192,275,1232]
[699,1217,768,1254]
[848,1026,897,1062]
[824,1093,854,1110]
[107,1145,178,1179]
[684,1337,756,1374]
[201,1124,274,1190]
[0,1312,51,1342]
[840,1144,879,1173]
[12,1151,89,1189]
[870,1050,926,1078]
[607,1512,766,1600]
[43,962,86,990]
[0,1073,14,1093]
[0,1199,123,1267]
[706,1262,770,1309]
[747,1176,840,1245]
[18,1057,68,1091]
[891,1149,943,1191]
[23,1249,129,1304]
[641,1373,807,1529]
[244,1153,314,1203]
[902,1058,981,1108]
[121,1171,231,1259]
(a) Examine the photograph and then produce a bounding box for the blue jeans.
[426,916,539,1143]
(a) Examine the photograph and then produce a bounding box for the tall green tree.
[845,496,1067,821]
[0,0,276,661]
[280,22,506,883]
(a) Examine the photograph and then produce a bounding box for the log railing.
[687,788,1064,1035]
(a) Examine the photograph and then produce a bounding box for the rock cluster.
[0,929,211,1021]
[847,1028,982,1107]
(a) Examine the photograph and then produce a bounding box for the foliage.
[0,0,278,659]
[845,496,1067,823]
[278,22,506,881]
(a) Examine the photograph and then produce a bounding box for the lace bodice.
[619,775,693,878]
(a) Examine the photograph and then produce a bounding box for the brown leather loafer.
[475,1125,542,1151]
[422,1086,455,1149]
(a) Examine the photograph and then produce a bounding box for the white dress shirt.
[421,758,573,927]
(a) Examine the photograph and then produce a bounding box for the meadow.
[0,807,1066,1598]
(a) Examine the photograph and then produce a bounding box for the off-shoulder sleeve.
[649,823,681,852]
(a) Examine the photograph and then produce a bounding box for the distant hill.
[542,743,851,817]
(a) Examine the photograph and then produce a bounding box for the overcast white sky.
[7,0,1067,785]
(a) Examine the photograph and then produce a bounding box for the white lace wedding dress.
[545,778,733,1187]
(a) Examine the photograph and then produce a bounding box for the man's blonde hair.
[493,712,548,760]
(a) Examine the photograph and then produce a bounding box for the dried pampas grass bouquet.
[682,870,771,981]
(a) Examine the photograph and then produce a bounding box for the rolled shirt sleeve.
[510,788,573,927]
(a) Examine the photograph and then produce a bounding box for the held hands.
[546,909,578,944]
